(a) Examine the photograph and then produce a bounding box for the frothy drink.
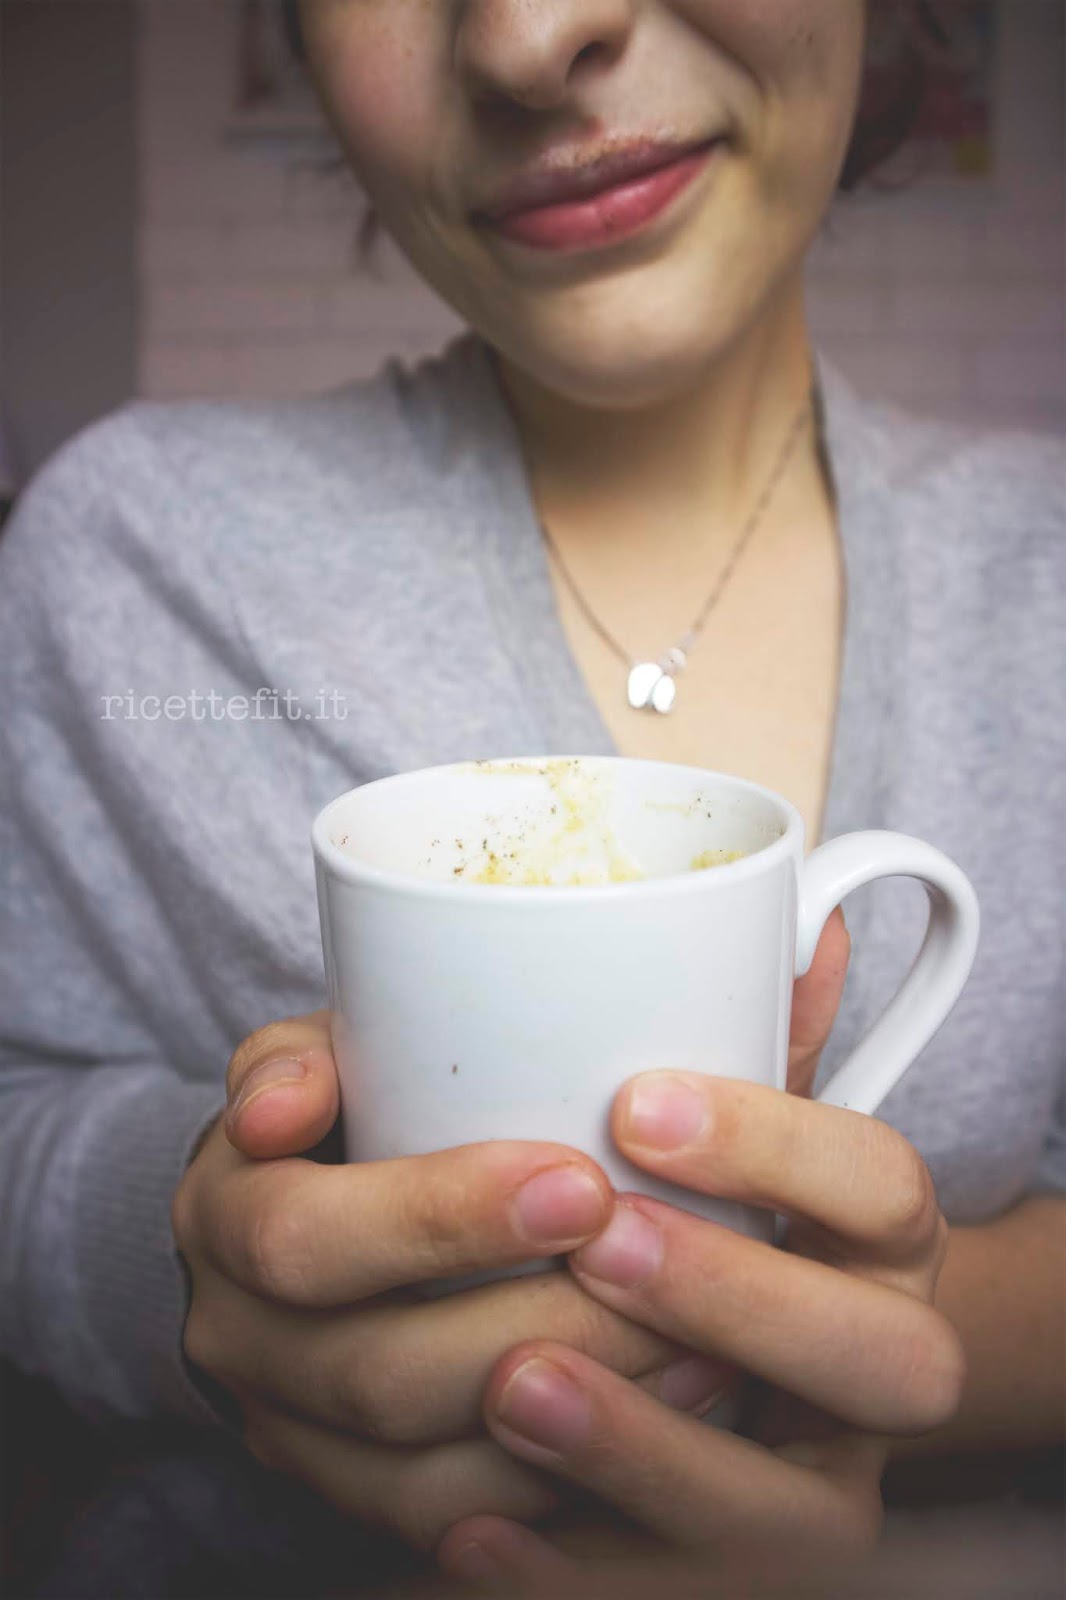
[332,758,744,887]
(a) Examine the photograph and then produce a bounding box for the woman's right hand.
[171,1012,716,1552]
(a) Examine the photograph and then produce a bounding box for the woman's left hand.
[437,912,966,1590]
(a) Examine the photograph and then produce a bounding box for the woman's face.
[301,1,864,408]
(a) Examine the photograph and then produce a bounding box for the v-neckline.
[447,335,617,761]
[444,332,901,860]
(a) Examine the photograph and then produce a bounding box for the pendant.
[627,648,686,715]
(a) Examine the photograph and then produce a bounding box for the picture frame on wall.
[862,0,998,183]
[225,0,331,146]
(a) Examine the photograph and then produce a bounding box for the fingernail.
[658,1354,730,1416]
[572,1202,663,1288]
[623,1072,706,1150]
[496,1357,591,1453]
[446,1540,506,1590]
[511,1165,605,1247]
[227,1057,307,1128]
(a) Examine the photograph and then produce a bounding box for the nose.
[455,0,635,112]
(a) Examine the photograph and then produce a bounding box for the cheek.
[717,0,864,213]
[678,0,862,69]
[678,0,863,133]
[308,13,442,197]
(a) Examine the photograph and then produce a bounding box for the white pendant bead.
[627,660,678,715]
[651,672,677,714]
[627,661,663,710]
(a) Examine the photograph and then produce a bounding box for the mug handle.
[796,830,980,1115]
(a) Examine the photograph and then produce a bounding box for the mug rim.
[311,756,804,904]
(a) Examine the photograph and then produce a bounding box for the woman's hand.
[438,913,966,1590]
[171,1012,698,1551]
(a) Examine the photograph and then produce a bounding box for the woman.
[1,2,1062,1594]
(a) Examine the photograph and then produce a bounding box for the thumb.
[787,907,850,1097]
[224,1009,340,1160]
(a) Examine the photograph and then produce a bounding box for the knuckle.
[876,1135,941,1252]
[182,1302,226,1380]
[563,1288,668,1374]
[704,1082,748,1164]
[930,1208,951,1271]
[402,1166,470,1266]
[171,1121,227,1258]
[897,1311,967,1433]
[346,1350,428,1446]
[824,1489,884,1561]
[372,1448,555,1551]
[795,1471,883,1563]
[242,1414,288,1475]
[242,1184,316,1303]
[170,1173,197,1253]
[393,1453,451,1537]
[380,1500,446,1552]
[570,1296,631,1360]
[357,1464,441,1549]
[381,1453,484,1551]
[243,1430,277,1473]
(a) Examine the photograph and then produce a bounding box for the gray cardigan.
[1,336,1062,1424]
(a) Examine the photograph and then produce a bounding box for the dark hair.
[281,0,305,64]
[284,0,931,226]
[841,1,939,191]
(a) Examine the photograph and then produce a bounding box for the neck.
[493,273,820,550]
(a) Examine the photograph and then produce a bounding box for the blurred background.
[1,0,1063,497]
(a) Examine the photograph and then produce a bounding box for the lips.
[474,136,722,253]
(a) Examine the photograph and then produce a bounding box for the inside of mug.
[325,758,790,888]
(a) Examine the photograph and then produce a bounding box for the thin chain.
[538,390,813,670]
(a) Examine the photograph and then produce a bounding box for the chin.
[522,339,717,411]
[483,288,755,412]
[462,224,792,410]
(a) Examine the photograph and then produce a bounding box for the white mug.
[312,757,979,1250]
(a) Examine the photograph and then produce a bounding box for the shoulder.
[821,368,1063,621]
[895,409,1057,528]
[0,341,483,687]
[832,378,1063,548]
[1,334,483,583]
[822,366,1063,750]
[126,330,487,508]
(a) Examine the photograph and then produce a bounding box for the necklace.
[537,391,813,714]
